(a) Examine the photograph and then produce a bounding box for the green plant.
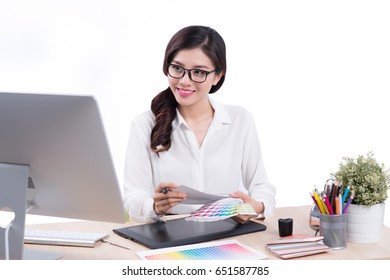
[332,151,390,206]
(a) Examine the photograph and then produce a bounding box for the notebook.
[113,217,266,249]
[266,234,329,259]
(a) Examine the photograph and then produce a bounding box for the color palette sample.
[185,198,257,222]
[137,239,267,260]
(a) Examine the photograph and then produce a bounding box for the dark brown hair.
[150,26,227,153]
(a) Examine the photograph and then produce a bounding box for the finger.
[232,215,246,224]
[233,214,251,224]
[154,194,187,213]
[229,191,247,200]
[154,199,183,215]
[156,196,184,207]
[154,190,187,202]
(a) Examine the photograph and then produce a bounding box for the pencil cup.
[309,204,320,232]
[319,214,346,249]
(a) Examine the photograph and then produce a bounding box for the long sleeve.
[241,112,276,218]
[123,112,156,222]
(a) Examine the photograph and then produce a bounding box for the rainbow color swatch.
[137,239,267,260]
[185,198,257,222]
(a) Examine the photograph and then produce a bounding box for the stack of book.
[266,234,330,259]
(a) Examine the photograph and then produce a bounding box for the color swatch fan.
[185,197,257,222]
[137,239,267,260]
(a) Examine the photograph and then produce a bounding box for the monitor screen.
[0,92,126,224]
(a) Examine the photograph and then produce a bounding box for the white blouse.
[123,98,276,222]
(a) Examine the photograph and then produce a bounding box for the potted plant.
[332,151,390,243]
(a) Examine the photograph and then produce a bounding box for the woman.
[123,25,275,223]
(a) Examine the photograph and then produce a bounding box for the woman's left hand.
[229,191,264,224]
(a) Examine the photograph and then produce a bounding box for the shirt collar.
[172,97,232,132]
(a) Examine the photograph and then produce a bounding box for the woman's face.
[168,48,222,109]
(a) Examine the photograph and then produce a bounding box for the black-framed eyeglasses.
[167,64,217,83]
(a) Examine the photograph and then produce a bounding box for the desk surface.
[25,205,390,260]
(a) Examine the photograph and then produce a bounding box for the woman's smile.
[177,87,195,97]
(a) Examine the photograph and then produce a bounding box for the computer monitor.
[0,92,126,259]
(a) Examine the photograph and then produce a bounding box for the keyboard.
[24,229,109,247]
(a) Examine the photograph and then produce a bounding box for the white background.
[0,0,389,226]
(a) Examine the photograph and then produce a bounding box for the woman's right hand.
[153,183,187,216]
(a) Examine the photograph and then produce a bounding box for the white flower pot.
[346,203,385,244]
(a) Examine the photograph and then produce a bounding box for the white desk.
[25,205,390,260]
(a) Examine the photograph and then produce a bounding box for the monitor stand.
[0,163,62,260]
[23,249,62,260]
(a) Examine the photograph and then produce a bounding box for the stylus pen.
[102,239,132,250]
[162,187,169,194]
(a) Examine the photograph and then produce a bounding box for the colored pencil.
[313,190,326,214]
[342,184,350,203]
[335,195,340,215]
[323,194,334,215]
[343,191,354,214]
[310,192,321,211]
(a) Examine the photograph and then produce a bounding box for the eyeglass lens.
[168,64,209,83]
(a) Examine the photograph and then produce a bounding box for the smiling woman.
[166,48,223,146]
[168,48,222,106]
[123,25,276,224]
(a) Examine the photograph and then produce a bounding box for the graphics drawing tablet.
[113,217,266,249]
